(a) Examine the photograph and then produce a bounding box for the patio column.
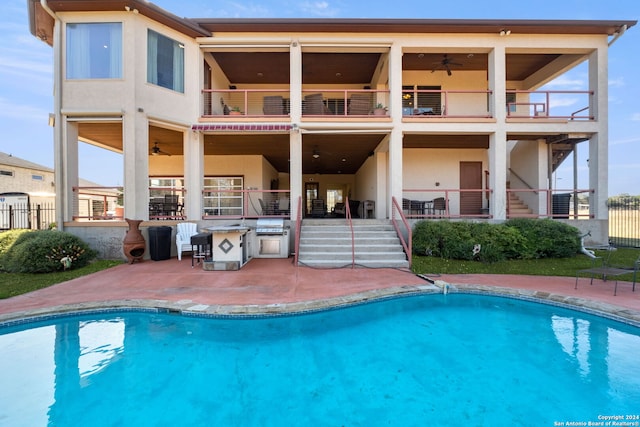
[588,46,609,221]
[184,130,203,221]
[60,120,79,223]
[122,111,149,220]
[289,39,303,220]
[388,43,403,216]
[488,46,507,220]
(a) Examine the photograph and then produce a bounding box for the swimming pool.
[1,294,639,426]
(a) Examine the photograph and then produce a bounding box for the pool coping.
[2,280,639,328]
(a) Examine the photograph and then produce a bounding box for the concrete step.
[297,218,410,268]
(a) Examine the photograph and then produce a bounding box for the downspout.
[40,0,65,230]
[608,25,627,47]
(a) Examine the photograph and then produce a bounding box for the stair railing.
[391,196,412,268]
[344,197,356,269]
[293,196,303,266]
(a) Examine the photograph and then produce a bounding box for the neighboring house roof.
[28,0,636,46]
[0,151,108,189]
[0,151,52,173]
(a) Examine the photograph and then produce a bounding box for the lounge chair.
[575,251,639,295]
[176,222,198,261]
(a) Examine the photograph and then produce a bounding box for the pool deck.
[1,257,639,325]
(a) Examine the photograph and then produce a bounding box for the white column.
[184,129,203,221]
[61,120,79,222]
[122,111,149,220]
[488,46,507,220]
[589,47,608,220]
[289,40,303,219]
[387,43,403,216]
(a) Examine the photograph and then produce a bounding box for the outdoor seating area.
[149,195,184,219]
[575,251,639,296]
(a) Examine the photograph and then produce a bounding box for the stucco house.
[26,0,635,263]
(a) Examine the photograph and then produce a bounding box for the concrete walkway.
[1,257,639,325]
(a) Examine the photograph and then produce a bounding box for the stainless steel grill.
[256,218,285,235]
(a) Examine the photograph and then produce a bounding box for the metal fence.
[0,203,56,231]
[609,195,640,248]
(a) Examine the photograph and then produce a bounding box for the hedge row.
[412,218,581,263]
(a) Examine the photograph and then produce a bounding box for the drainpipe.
[608,25,627,47]
[40,0,65,230]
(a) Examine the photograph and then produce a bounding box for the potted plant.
[229,106,243,116]
[373,103,387,116]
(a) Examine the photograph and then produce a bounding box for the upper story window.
[147,30,184,93]
[0,170,14,177]
[31,174,44,181]
[66,23,122,79]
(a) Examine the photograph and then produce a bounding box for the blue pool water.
[1,294,639,426]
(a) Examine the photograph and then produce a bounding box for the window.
[66,23,122,79]
[32,174,44,181]
[0,170,14,177]
[147,30,184,93]
[203,177,243,216]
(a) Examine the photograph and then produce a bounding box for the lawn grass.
[412,247,639,282]
[0,259,123,299]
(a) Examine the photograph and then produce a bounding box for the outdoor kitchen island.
[204,225,253,270]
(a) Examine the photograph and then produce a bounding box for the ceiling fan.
[151,142,171,156]
[431,54,463,76]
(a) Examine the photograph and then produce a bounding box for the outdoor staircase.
[508,192,533,217]
[297,219,410,269]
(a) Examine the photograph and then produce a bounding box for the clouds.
[299,1,339,17]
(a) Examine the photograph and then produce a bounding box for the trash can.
[552,193,571,219]
[148,226,172,261]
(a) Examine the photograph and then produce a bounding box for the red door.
[460,162,483,215]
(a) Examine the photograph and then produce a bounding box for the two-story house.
[27,0,635,261]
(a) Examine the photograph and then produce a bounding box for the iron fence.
[0,203,56,231]
[609,195,640,248]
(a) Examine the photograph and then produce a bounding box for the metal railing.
[294,196,303,266]
[609,195,640,247]
[506,188,593,219]
[391,196,412,268]
[202,89,291,117]
[402,189,493,219]
[0,203,56,230]
[301,89,390,116]
[149,187,187,220]
[507,90,594,120]
[401,89,493,118]
[344,196,355,269]
[72,186,122,221]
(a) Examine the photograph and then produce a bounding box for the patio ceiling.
[208,51,568,84]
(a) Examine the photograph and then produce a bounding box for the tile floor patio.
[1,257,639,325]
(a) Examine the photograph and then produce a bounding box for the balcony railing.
[507,90,594,120]
[401,89,493,118]
[72,186,122,221]
[202,189,291,219]
[202,89,291,117]
[301,90,390,117]
[403,188,594,219]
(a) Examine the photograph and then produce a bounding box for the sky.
[0,0,638,195]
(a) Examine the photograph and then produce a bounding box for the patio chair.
[303,94,330,115]
[263,96,284,115]
[433,197,447,216]
[575,250,639,296]
[348,93,372,115]
[176,222,198,261]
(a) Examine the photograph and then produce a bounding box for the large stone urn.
[123,218,145,263]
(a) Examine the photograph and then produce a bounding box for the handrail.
[391,196,412,268]
[344,197,355,269]
[293,196,303,266]
[508,168,537,194]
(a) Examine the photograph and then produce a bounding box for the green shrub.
[504,218,581,259]
[2,230,96,273]
[0,229,33,257]
[412,219,578,263]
